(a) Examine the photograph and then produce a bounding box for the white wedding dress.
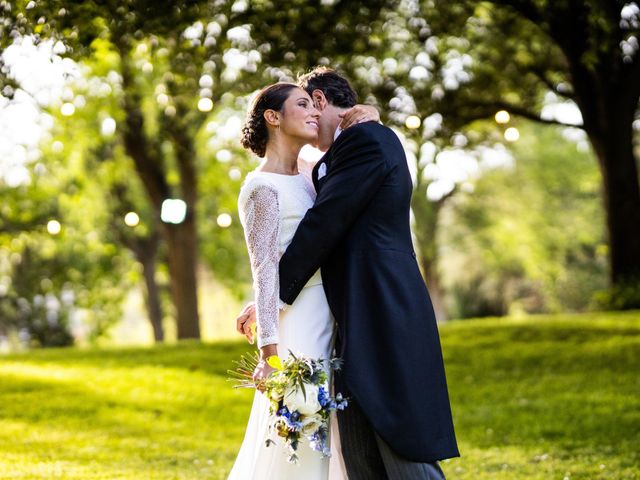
[228,170,347,480]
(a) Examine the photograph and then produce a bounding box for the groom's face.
[309,90,340,152]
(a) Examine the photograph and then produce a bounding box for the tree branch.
[462,100,584,129]
[115,41,170,210]
[488,0,543,25]
[530,65,574,100]
[165,105,198,211]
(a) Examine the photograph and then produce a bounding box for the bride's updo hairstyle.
[241,82,299,157]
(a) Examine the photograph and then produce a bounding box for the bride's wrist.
[259,344,278,359]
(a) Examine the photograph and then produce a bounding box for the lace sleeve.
[241,184,281,348]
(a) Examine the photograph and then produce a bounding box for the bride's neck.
[261,139,302,175]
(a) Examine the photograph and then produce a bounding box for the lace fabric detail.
[238,171,321,348]
[239,182,281,348]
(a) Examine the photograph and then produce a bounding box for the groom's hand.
[339,104,380,129]
[236,302,256,344]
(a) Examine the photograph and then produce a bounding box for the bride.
[227,82,378,479]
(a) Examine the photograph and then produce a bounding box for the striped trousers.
[336,388,446,480]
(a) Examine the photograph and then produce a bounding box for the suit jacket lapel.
[312,150,333,192]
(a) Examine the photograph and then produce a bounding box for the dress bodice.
[238,170,322,348]
[251,173,315,251]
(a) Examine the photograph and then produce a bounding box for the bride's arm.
[241,184,282,382]
[339,104,381,129]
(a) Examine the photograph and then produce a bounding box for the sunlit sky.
[0,36,79,186]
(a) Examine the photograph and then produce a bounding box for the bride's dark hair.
[241,82,299,157]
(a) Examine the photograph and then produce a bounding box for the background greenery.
[0,311,638,479]
[0,3,638,477]
[1,0,639,346]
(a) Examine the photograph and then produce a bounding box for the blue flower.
[308,426,332,456]
[277,406,291,418]
[318,386,331,408]
[334,393,349,411]
[282,411,302,431]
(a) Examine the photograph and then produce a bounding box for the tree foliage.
[417,0,640,301]
[444,122,607,317]
[0,0,636,348]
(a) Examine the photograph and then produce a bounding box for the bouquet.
[230,351,348,463]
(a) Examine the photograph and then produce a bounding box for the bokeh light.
[217,213,232,228]
[47,220,61,235]
[495,110,510,124]
[156,93,169,106]
[60,103,75,116]
[216,149,232,163]
[124,212,140,227]
[405,115,421,129]
[229,167,242,180]
[504,127,520,142]
[101,118,116,136]
[161,199,187,224]
[199,74,214,88]
[198,98,213,112]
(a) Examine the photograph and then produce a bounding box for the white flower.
[283,383,321,415]
[300,415,323,435]
[269,388,284,402]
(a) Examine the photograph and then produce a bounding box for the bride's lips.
[306,121,319,129]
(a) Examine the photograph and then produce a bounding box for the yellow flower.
[267,355,284,370]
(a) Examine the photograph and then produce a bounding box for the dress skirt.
[227,284,347,479]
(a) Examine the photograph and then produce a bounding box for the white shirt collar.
[333,126,343,141]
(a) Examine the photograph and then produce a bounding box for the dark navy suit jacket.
[279,121,459,462]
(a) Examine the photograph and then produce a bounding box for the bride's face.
[278,88,320,145]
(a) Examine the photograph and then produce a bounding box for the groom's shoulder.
[363,121,402,142]
[337,121,396,147]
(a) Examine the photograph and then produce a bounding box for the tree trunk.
[420,255,448,322]
[163,218,200,339]
[581,87,640,287]
[550,5,640,299]
[117,46,201,339]
[139,250,164,342]
[163,102,201,340]
[111,182,166,343]
[583,97,640,290]
[411,182,450,322]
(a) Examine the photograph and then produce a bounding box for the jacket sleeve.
[240,184,281,348]
[279,125,388,304]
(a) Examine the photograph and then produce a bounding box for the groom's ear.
[311,89,328,111]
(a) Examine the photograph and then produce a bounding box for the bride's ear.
[263,109,280,128]
[311,89,327,111]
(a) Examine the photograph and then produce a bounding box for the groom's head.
[297,67,357,151]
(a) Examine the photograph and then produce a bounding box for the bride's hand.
[339,104,380,129]
[253,345,278,392]
[236,302,256,344]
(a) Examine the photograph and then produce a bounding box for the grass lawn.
[0,311,638,479]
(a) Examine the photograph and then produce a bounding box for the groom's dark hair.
[297,67,358,108]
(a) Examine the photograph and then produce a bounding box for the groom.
[240,67,459,479]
